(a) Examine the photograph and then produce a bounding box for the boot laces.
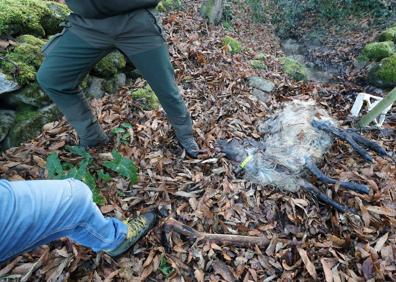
[126,216,147,239]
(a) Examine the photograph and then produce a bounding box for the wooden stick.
[163,218,269,247]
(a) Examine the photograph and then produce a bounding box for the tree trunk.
[200,0,224,25]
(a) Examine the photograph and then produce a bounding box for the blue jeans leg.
[0,178,128,264]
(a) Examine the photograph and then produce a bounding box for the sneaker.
[177,135,200,158]
[105,212,158,257]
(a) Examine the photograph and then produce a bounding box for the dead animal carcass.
[218,100,392,213]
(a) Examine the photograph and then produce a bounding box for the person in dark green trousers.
[36,0,199,158]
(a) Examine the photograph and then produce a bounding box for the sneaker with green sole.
[105,212,158,257]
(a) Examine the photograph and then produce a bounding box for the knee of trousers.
[36,65,75,96]
[66,179,94,211]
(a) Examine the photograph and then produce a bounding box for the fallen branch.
[162,218,269,251]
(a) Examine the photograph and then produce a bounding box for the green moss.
[223,36,242,54]
[0,0,69,37]
[280,57,308,81]
[1,35,46,86]
[379,26,396,43]
[93,51,126,79]
[6,104,60,148]
[251,60,267,70]
[255,53,266,61]
[368,54,396,88]
[362,41,395,61]
[131,85,160,111]
[157,0,182,12]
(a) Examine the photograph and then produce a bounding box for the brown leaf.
[297,248,317,280]
[213,260,236,282]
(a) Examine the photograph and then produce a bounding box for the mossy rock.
[4,82,50,108]
[41,2,71,36]
[0,0,70,37]
[3,104,61,149]
[251,60,267,70]
[223,36,242,54]
[157,0,182,12]
[131,85,159,111]
[280,57,308,81]
[368,54,396,88]
[362,41,395,61]
[378,26,396,43]
[0,35,46,87]
[93,51,127,79]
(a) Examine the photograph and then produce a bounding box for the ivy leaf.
[66,145,92,161]
[46,152,65,179]
[98,169,112,183]
[104,150,138,183]
[112,127,126,134]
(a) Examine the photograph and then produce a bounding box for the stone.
[1,104,61,149]
[368,54,396,89]
[87,77,106,99]
[0,110,16,142]
[248,76,275,93]
[5,83,50,108]
[252,88,271,103]
[0,73,19,94]
[362,41,395,61]
[116,73,127,89]
[201,0,224,25]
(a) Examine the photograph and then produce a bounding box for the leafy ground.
[1,1,396,281]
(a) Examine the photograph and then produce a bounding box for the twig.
[162,218,269,250]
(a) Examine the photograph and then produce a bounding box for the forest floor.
[0,1,395,281]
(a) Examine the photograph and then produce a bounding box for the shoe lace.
[126,217,147,240]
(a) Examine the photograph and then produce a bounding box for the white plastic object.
[350,92,393,127]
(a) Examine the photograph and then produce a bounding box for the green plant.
[112,122,133,145]
[159,256,175,277]
[104,150,138,183]
[46,146,105,205]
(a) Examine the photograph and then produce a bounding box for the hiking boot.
[177,135,199,158]
[105,212,158,257]
[79,133,110,149]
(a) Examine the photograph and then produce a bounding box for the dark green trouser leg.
[36,30,111,146]
[127,46,193,138]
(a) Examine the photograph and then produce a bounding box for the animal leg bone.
[312,120,393,163]
[305,158,369,194]
[300,180,356,214]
